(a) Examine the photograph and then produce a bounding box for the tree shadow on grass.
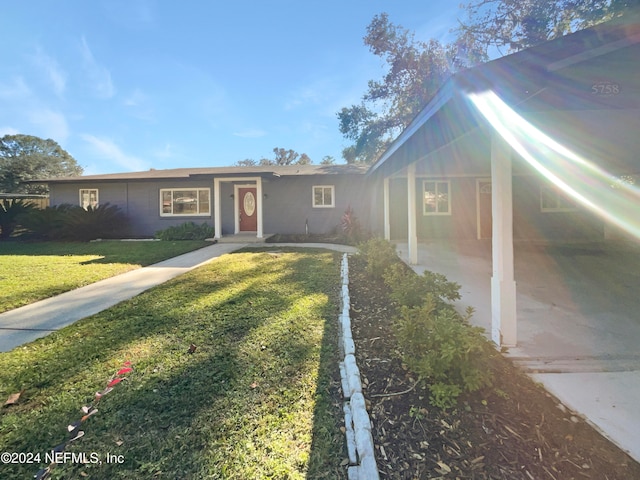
[0,249,347,479]
[306,295,348,479]
[236,247,348,479]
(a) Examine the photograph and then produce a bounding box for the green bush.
[18,204,129,241]
[19,204,75,240]
[357,237,398,278]
[383,263,462,308]
[394,299,493,409]
[61,203,130,241]
[155,222,214,241]
[0,199,35,239]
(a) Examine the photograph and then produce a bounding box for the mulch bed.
[347,254,640,480]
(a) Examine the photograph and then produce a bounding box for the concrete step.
[511,354,640,373]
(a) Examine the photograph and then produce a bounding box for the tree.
[272,148,302,165]
[298,153,312,165]
[235,158,258,167]
[320,155,336,165]
[337,13,455,164]
[238,148,313,166]
[456,0,635,56]
[0,135,83,194]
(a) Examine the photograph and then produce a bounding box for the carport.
[394,239,640,462]
[367,11,640,461]
[369,11,640,348]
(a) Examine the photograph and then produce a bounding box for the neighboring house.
[367,10,640,346]
[41,164,370,238]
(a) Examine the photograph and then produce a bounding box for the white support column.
[383,177,391,241]
[407,164,418,265]
[214,178,222,239]
[490,133,517,347]
[256,177,263,238]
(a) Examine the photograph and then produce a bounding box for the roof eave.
[367,80,456,177]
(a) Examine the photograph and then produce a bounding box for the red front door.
[238,187,257,232]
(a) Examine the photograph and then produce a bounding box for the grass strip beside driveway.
[0,249,345,479]
[0,241,210,313]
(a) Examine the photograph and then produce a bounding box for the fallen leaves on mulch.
[348,255,640,480]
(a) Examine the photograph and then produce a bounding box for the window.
[160,188,211,216]
[540,186,576,212]
[423,180,450,215]
[79,189,99,209]
[313,185,335,208]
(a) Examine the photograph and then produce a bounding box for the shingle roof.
[32,163,369,183]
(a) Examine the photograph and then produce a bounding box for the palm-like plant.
[19,204,75,240]
[61,203,130,241]
[0,199,35,239]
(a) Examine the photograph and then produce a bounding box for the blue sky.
[1,1,460,175]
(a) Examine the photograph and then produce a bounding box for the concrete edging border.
[338,253,379,480]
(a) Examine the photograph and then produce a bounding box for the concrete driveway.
[397,240,640,463]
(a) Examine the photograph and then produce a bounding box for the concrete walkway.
[0,243,245,352]
[396,240,640,463]
[0,242,357,353]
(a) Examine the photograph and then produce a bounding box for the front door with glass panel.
[238,187,257,232]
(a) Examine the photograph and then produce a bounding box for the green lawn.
[0,249,345,479]
[0,241,210,313]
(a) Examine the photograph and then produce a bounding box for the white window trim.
[160,188,211,217]
[79,189,99,209]
[540,185,578,212]
[422,180,451,216]
[312,185,335,208]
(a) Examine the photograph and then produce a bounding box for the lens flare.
[468,90,640,239]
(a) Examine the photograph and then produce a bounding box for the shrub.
[155,222,214,241]
[394,299,494,409]
[19,204,75,240]
[0,199,35,239]
[61,204,130,241]
[357,237,398,278]
[383,263,462,308]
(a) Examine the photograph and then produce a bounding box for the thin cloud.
[285,81,330,110]
[233,129,267,138]
[300,121,329,139]
[80,36,116,99]
[28,109,69,142]
[0,77,31,99]
[123,88,156,121]
[101,0,156,29]
[284,76,355,117]
[153,143,173,159]
[0,127,20,136]
[81,134,149,171]
[31,47,67,96]
[123,88,147,107]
